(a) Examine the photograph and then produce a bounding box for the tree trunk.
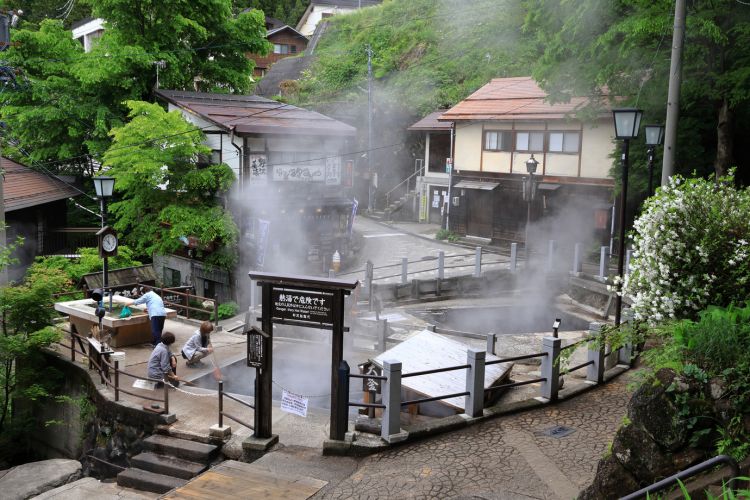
[714,98,734,179]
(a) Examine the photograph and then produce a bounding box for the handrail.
[619,455,741,500]
[384,164,424,207]
[402,391,469,407]
[218,380,254,431]
[486,352,548,365]
[560,360,594,375]
[484,377,547,393]
[403,363,471,378]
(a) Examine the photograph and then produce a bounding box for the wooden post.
[256,284,273,438]
[213,294,219,329]
[163,381,169,414]
[71,333,75,362]
[330,289,346,440]
[185,292,190,320]
[335,360,350,439]
[218,380,224,428]
[114,360,120,402]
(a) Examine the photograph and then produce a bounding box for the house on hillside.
[436,77,615,247]
[2,157,84,282]
[296,0,382,37]
[155,89,357,303]
[71,18,105,52]
[408,111,453,224]
[246,13,309,77]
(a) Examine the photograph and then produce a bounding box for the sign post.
[248,272,358,441]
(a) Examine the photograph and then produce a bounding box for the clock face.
[102,233,118,252]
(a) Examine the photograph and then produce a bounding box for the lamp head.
[644,124,665,146]
[612,108,643,140]
[525,154,539,175]
[93,176,116,198]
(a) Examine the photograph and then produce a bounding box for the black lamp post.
[612,108,642,326]
[644,124,665,197]
[93,176,116,294]
[522,154,539,261]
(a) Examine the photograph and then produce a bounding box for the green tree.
[103,101,238,269]
[0,1,271,172]
[6,0,92,27]
[524,0,750,180]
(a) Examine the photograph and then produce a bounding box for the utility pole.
[661,0,686,185]
[366,44,374,212]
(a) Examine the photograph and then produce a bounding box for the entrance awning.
[538,183,561,191]
[454,180,500,191]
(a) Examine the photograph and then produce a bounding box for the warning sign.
[272,288,333,324]
[280,390,308,417]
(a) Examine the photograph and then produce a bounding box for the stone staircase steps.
[142,434,218,463]
[116,434,220,495]
[130,451,207,480]
[116,467,187,494]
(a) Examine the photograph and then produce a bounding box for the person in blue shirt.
[127,289,167,347]
[147,331,179,387]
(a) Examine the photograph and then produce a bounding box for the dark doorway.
[428,186,444,224]
[466,190,493,238]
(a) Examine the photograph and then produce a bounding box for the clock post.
[93,177,116,307]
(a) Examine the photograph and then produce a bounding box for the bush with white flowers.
[622,174,750,323]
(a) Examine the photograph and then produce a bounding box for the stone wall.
[30,352,164,478]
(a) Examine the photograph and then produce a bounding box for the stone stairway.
[117,434,219,494]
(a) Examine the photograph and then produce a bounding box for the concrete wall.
[298,6,357,36]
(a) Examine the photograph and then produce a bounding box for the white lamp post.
[612,109,642,326]
[523,154,539,262]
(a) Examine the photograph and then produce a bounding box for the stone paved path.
[312,373,633,500]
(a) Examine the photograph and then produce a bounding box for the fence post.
[164,381,170,414]
[485,332,496,355]
[366,260,374,311]
[510,243,518,273]
[572,243,583,274]
[618,309,635,366]
[378,319,388,353]
[540,337,561,401]
[111,352,125,402]
[381,359,404,442]
[401,257,408,285]
[335,360,350,440]
[598,246,609,280]
[70,332,75,362]
[213,294,219,329]
[328,269,336,278]
[546,240,557,273]
[218,380,224,428]
[465,349,485,418]
[437,251,445,279]
[474,246,482,277]
[586,322,605,383]
[185,291,190,320]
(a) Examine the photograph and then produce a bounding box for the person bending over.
[148,331,179,387]
[182,321,214,367]
[126,288,166,347]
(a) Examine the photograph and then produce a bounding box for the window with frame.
[484,130,511,151]
[291,45,297,54]
[548,131,580,153]
[273,44,290,54]
[515,131,545,152]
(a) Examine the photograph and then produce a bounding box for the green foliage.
[524,0,750,180]
[435,229,459,242]
[236,0,310,26]
[215,301,240,320]
[103,101,238,269]
[1,2,270,173]
[295,0,538,115]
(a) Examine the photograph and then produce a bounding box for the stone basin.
[54,296,177,347]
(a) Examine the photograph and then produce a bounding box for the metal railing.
[55,329,170,413]
[218,380,254,431]
[384,160,425,209]
[620,455,742,500]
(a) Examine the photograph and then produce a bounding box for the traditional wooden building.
[155,90,357,300]
[437,77,615,246]
[408,111,453,224]
[246,15,309,78]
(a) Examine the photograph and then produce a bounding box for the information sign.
[246,326,266,368]
[272,288,333,324]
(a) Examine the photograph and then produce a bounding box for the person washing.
[126,288,166,347]
[147,331,179,387]
[182,321,214,367]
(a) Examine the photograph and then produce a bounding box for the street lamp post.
[644,124,665,197]
[612,109,643,326]
[522,154,539,262]
[93,176,116,296]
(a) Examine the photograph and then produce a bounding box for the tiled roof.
[408,111,453,131]
[440,77,609,121]
[267,26,308,41]
[156,89,356,137]
[3,157,80,212]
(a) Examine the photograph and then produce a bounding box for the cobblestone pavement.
[314,373,633,500]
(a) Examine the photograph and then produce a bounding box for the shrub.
[622,174,750,323]
[435,229,460,242]
[215,301,240,321]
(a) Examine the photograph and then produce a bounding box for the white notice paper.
[133,379,156,391]
[280,390,309,417]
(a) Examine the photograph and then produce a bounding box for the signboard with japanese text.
[271,288,334,324]
[325,157,341,185]
[247,330,264,368]
[281,390,308,417]
[247,154,268,184]
[360,363,382,394]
